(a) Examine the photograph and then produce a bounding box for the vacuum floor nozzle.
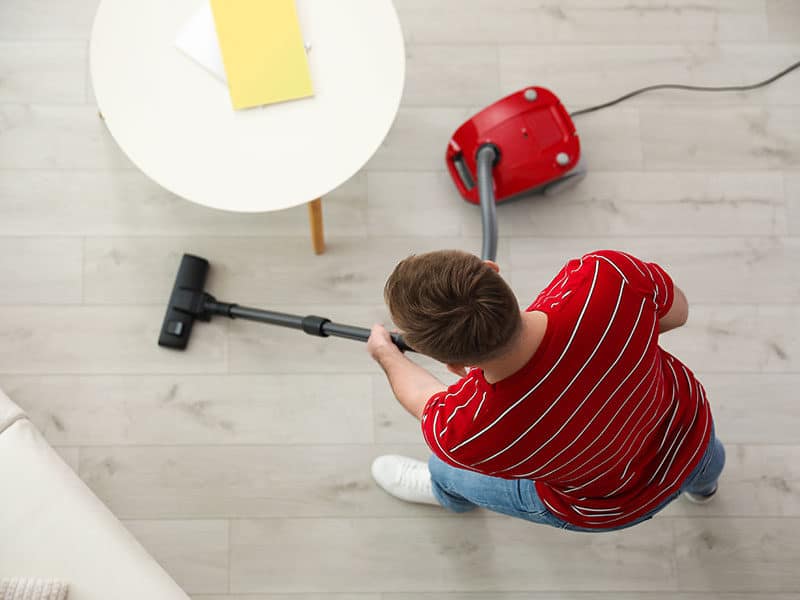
[158,254,413,352]
[158,254,210,350]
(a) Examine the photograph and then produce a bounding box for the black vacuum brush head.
[158,254,210,350]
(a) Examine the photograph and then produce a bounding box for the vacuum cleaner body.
[447,87,584,204]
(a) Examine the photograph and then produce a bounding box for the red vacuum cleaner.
[446,86,585,261]
[443,58,800,260]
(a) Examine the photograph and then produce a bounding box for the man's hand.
[367,323,445,420]
[367,323,402,364]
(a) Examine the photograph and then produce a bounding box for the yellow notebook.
[209,0,313,110]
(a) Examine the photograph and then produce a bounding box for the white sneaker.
[370,455,440,506]
[684,486,718,504]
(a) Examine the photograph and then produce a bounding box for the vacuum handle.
[321,321,414,353]
[206,301,414,352]
[390,332,413,352]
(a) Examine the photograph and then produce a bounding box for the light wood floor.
[2,0,800,597]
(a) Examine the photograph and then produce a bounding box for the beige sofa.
[0,387,190,600]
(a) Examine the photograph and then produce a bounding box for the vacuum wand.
[158,254,414,352]
[204,300,413,351]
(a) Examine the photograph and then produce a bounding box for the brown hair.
[384,249,522,364]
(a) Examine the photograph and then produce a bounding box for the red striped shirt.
[421,250,712,529]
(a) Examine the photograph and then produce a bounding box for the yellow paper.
[210,0,313,109]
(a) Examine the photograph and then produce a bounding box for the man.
[366,249,725,531]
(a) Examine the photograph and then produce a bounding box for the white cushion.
[0,395,189,600]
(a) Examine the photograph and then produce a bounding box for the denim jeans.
[429,426,725,532]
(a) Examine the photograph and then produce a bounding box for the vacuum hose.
[476,144,498,262]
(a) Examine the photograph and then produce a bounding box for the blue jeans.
[429,426,725,532]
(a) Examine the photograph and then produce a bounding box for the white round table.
[90,0,405,253]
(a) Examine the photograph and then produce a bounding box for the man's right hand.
[367,323,403,364]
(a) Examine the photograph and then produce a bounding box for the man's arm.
[659,285,689,333]
[367,324,446,420]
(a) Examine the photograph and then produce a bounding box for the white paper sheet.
[175,2,228,83]
[174,2,312,85]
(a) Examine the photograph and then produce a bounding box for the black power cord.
[569,58,800,118]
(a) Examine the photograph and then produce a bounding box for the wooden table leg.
[308,198,325,255]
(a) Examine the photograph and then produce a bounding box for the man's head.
[384,249,522,365]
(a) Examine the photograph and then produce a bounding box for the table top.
[90,0,405,213]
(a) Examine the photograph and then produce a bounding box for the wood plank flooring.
[1,0,799,597]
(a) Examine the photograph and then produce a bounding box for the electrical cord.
[569,58,800,117]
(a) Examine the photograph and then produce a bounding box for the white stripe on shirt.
[563,388,669,493]
[619,394,675,481]
[657,393,700,486]
[429,411,475,471]
[587,254,629,283]
[537,259,583,306]
[504,294,646,477]
[480,278,628,470]
[572,506,624,518]
[653,266,668,298]
[541,495,568,518]
[526,350,657,481]
[473,392,487,421]
[617,251,647,278]
[568,375,669,486]
[444,385,481,425]
[581,415,710,526]
[647,426,684,485]
[681,365,693,392]
[572,504,622,512]
[553,361,660,482]
[641,261,659,303]
[603,471,637,498]
[657,372,681,452]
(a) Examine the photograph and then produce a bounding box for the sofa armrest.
[0,388,25,436]
[0,416,190,600]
